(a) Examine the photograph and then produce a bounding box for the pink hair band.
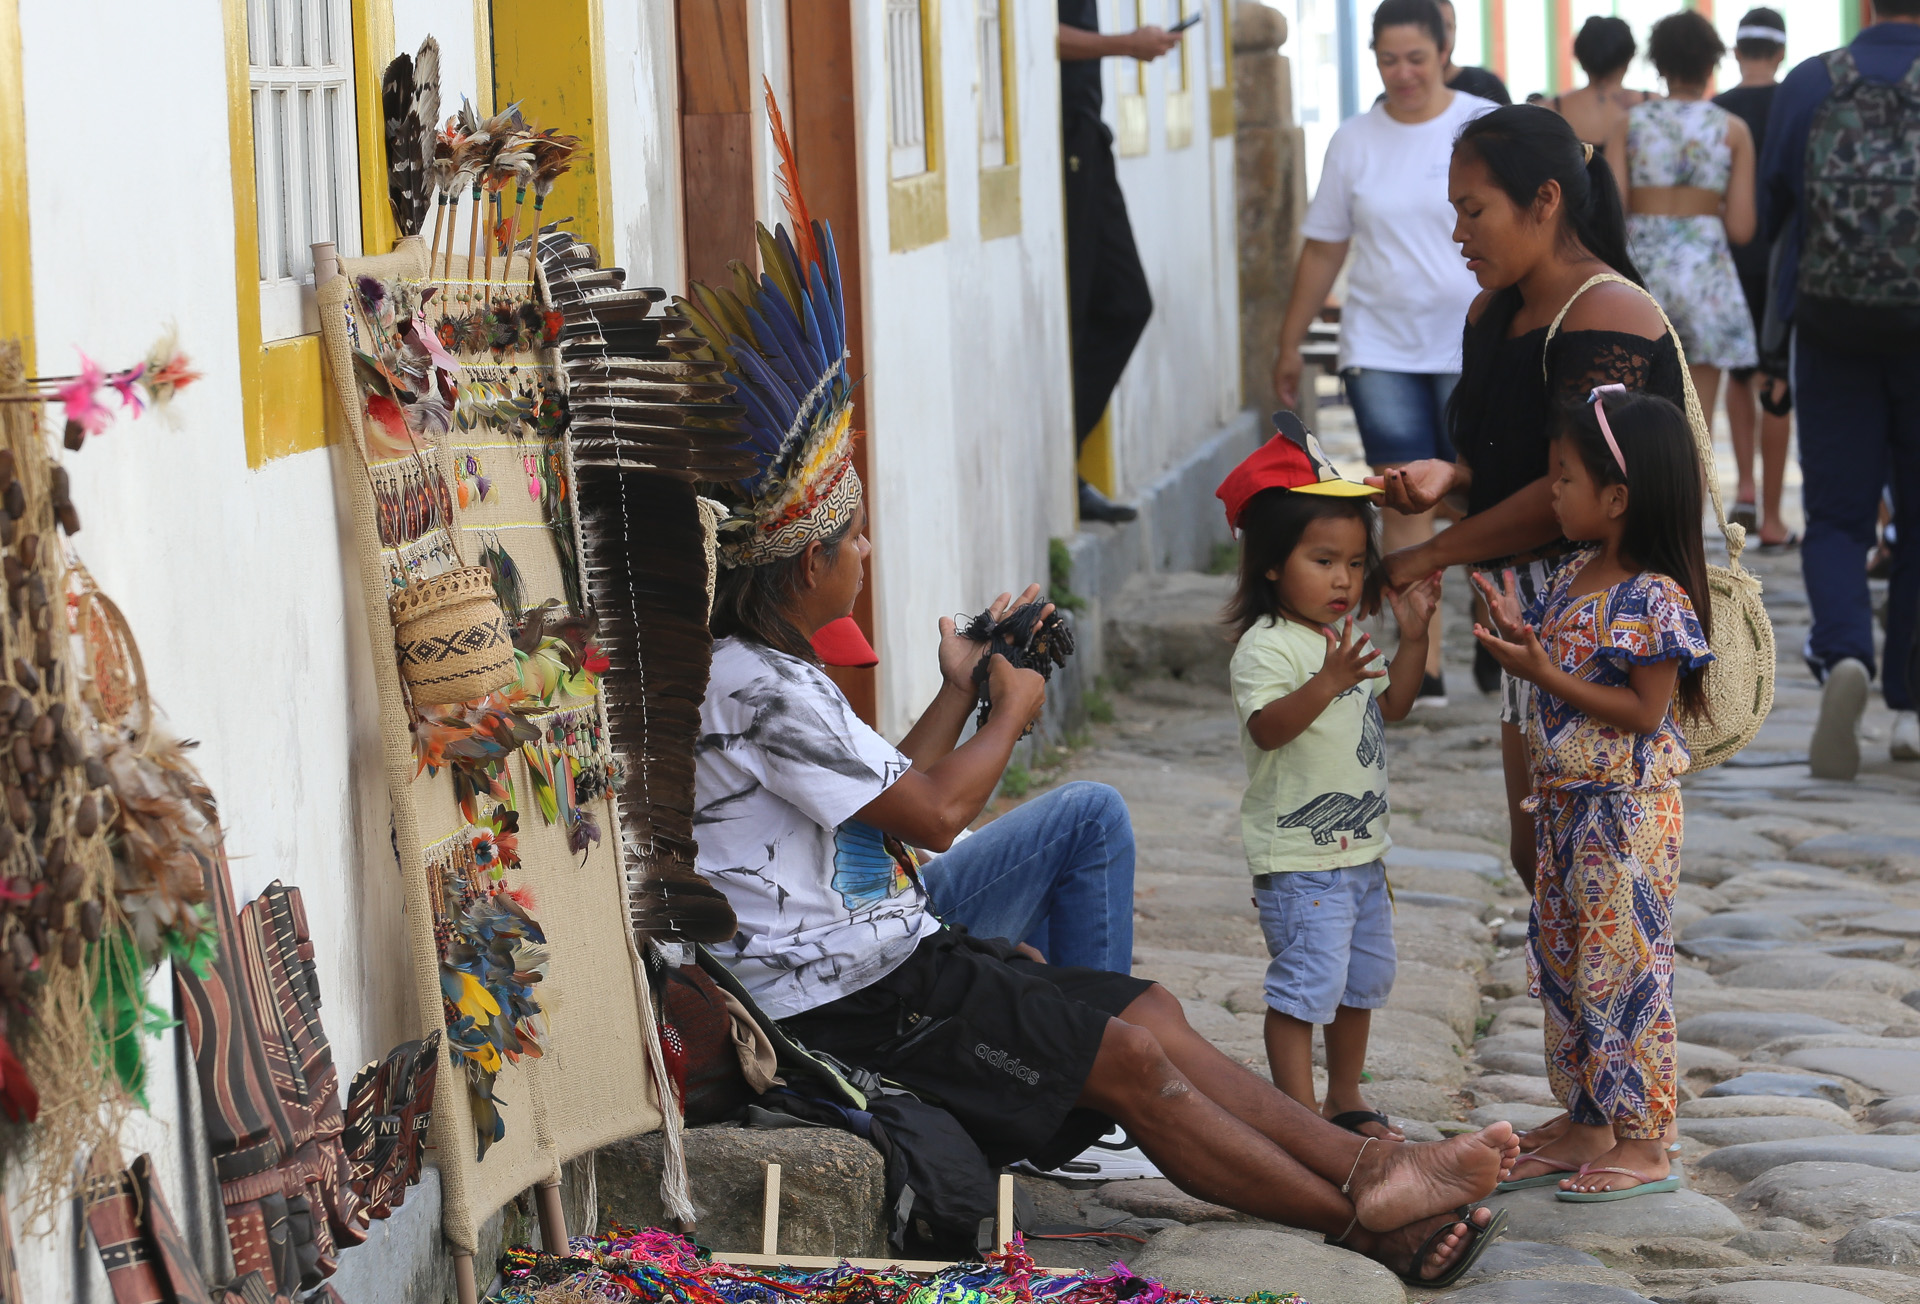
[1588,383,1629,476]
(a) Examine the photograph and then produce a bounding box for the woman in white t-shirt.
[1271,0,1493,705]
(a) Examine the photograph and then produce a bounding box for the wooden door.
[678,0,756,289]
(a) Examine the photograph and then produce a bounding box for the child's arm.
[1473,623,1683,734]
[1379,571,1443,721]
[1246,618,1385,750]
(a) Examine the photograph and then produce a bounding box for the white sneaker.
[1893,711,1920,762]
[1017,1126,1164,1181]
[1810,659,1870,780]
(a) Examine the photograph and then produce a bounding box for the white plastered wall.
[9,2,491,1296]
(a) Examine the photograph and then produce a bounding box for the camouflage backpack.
[1797,48,1920,351]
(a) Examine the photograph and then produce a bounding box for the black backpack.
[1797,48,1920,352]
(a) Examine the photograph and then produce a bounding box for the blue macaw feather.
[743,303,808,389]
[820,220,846,339]
[755,278,823,380]
[798,280,827,373]
[807,261,841,366]
[730,340,804,428]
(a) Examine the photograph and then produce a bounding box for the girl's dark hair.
[710,515,856,663]
[1649,10,1726,85]
[1735,7,1785,58]
[1224,490,1381,638]
[1572,15,1636,78]
[1556,391,1714,722]
[1370,0,1448,53]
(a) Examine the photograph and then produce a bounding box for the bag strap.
[1541,272,1747,565]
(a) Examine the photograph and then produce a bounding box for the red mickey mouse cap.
[1215,411,1379,531]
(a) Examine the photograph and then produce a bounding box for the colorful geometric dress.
[1522,549,1713,1139]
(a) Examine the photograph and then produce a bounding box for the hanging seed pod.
[0,452,17,486]
[17,534,37,569]
[47,465,67,509]
[73,793,98,839]
[29,714,52,752]
[0,954,18,999]
[61,420,83,451]
[26,575,45,611]
[10,928,34,969]
[24,890,48,925]
[1,556,20,591]
[84,757,109,790]
[53,725,80,768]
[0,821,18,860]
[10,698,30,734]
[79,898,102,943]
[6,877,28,903]
[29,919,48,956]
[59,927,80,968]
[0,510,14,547]
[33,751,51,783]
[32,629,50,671]
[0,685,21,724]
[2,481,22,518]
[10,735,32,774]
[11,660,36,694]
[6,787,29,832]
[55,503,79,535]
[46,703,62,727]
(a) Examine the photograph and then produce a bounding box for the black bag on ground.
[865,1093,1000,1259]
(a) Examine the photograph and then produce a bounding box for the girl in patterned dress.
[1472,387,1714,1202]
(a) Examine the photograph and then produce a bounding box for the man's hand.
[1314,617,1386,695]
[1122,25,1181,59]
[1273,346,1306,411]
[939,583,1046,695]
[1014,942,1047,964]
[985,655,1048,732]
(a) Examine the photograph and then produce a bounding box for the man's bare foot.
[1517,1112,1569,1152]
[1351,1124,1518,1233]
[1346,1206,1493,1281]
[1560,1137,1671,1193]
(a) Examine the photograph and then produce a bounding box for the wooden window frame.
[978,0,1019,240]
[888,0,948,251]
[223,0,393,467]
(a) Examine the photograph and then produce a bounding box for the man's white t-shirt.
[694,636,938,1019]
[1300,91,1496,374]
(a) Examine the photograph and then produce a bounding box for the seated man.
[696,494,1518,1286]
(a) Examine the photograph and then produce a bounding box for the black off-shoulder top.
[1449,288,1684,531]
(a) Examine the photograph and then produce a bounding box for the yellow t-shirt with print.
[1230,615,1393,876]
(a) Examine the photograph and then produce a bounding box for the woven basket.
[390,567,518,706]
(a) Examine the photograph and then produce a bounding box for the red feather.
[762,79,820,272]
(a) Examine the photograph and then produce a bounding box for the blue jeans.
[1342,368,1459,466]
[1795,335,1920,709]
[918,781,1136,974]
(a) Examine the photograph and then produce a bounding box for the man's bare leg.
[1091,992,1517,1233]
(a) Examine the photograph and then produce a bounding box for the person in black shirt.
[1058,3,1178,523]
[1712,7,1793,548]
[1436,0,1512,104]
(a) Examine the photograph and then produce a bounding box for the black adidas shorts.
[780,930,1153,1169]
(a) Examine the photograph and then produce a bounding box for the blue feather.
[798,280,828,373]
[744,301,811,389]
[819,220,846,342]
[728,337,802,428]
[760,274,826,378]
[807,261,841,366]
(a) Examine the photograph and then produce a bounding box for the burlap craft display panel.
[319,238,662,1252]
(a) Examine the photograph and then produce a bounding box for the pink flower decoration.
[53,351,112,436]
[109,361,148,417]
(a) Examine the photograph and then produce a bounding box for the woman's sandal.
[1396,1206,1507,1288]
[1494,1154,1580,1192]
[1554,1163,1682,1202]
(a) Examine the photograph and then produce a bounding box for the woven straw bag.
[1545,274,1774,770]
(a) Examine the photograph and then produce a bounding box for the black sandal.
[1329,1109,1396,1136]
[1397,1205,1506,1289]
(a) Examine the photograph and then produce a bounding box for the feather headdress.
[676,81,854,569]
[380,38,440,237]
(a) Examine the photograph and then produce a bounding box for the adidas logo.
[974,1043,1040,1085]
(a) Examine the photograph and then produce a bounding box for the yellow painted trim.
[226,0,389,466]
[1210,0,1234,138]
[996,0,1018,168]
[1116,0,1149,157]
[888,0,948,252]
[353,0,398,256]
[472,0,494,116]
[1166,0,1193,149]
[490,0,614,257]
[1076,406,1116,500]
[979,165,1020,240]
[0,0,32,369]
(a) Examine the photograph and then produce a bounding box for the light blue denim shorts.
[1252,860,1396,1025]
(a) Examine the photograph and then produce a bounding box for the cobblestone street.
[1009,442,1920,1301]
